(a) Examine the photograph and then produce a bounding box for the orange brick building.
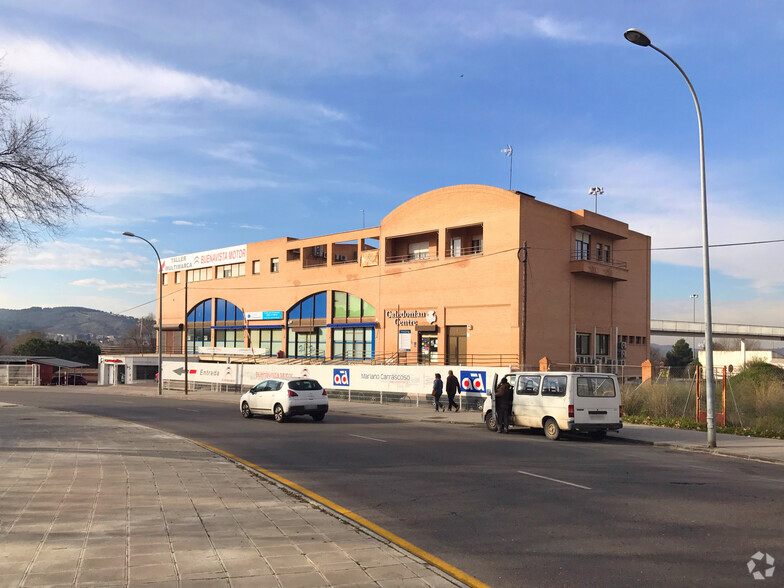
[158,185,650,369]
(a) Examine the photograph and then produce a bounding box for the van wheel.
[588,430,607,440]
[312,412,325,422]
[273,404,286,423]
[485,411,498,432]
[241,402,252,418]
[543,417,560,440]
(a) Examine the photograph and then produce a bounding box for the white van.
[483,372,622,440]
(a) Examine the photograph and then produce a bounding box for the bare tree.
[120,314,156,354]
[0,66,87,261]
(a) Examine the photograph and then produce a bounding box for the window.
[451,237,462,257]
[216,262,245,279]
[175,272,181,284]
[287,327,326,359]
[603,244,610,262]
[471,236,483,254]
[577,376,617,397]
[575,230,590,260]
[332,291,375,321]
[287,248,300,261]
[187,267,213,282]
[408,241,429,260]
[332,327,375,360]
[187,299,213,354]
[576,333,590,356]
[163,273,169,286]
[215,299,244,322]
[596,334,609,356]
[270,257,279,272]
[516,375,541,395]
[215,329,244,348]
[252,260,260,274]
[542,375,567,397]
[249,328,282,356]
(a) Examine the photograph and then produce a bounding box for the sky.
[0,1,782,338]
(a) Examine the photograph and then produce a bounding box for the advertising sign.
[160,244,247,274]
[460,370,487,394]
[246,310,283,320]
[333,369,350,387]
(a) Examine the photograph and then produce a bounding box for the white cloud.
[5,242,149,271]
[1,33,254,104]
[71,278,145,291]
[172,220,205,227]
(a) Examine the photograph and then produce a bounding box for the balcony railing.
[445,244,483,258]
[385,252,437,265]
[570,252,628,270]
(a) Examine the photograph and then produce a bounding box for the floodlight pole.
[123,232,163,396]
[625,28,716,447]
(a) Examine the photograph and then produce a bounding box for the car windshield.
[289,379,322,391]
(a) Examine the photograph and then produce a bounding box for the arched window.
[186,299,212,354]
[286,292,327,358]
[214,298,245,348]
[330,291,376,359]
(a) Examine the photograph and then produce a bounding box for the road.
[1,388,782,587]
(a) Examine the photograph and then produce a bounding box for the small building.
[155,185,651,371]
[0,355,89,385]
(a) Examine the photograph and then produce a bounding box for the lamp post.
[589,186,604,214]
[625,28,716,447]
[123,232,163,396]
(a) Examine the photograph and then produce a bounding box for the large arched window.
[214,298,245,348]
[186,299,212,354]
[330,291,376,359]
[287,292,327,358]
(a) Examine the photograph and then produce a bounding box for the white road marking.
[349,434,387,443]
[517,470,591,490]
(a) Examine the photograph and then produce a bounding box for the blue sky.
[0,1,782,331]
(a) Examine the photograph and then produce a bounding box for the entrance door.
[447,326,467,365]
[419,334,438,364]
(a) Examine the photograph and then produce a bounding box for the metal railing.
[385,252,437,264]
[570,252,628,270]
[444,245,483,258]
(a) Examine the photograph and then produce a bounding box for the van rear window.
[289,379,322,391]
[577,377,616,397]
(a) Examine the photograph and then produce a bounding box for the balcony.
[570,253,628,281]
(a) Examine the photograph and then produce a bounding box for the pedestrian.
[432,373,444,411]
[495,376,512,433]
[445,370,460,412]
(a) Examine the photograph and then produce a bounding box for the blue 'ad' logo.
[333,369,350,387]
[460,370,486,394]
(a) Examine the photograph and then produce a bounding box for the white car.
[240,378,328,422]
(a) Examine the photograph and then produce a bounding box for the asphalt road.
[2,388,782,587]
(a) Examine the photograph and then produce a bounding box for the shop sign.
[398,329,411,351]
[333,369,350,387]
[460,370,487,393]
[160,244,247,274]
[386,309,437,326]
[246,310,283,320]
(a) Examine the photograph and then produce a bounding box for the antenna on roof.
[501,145,513,190]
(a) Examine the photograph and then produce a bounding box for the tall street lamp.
[123,232,163,396]
[589,186,604,214]
[625,28,716,447]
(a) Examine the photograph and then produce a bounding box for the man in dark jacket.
[445,370,460,412]
[432,373,444,411]
[495,377,513,433]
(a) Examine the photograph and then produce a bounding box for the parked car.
[483,371,622,440]
[240,378,328,422]
[50,374,88,386]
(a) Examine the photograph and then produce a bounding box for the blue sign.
[333,369,350,387]
[460,370,486,394]
[262,310,283,320]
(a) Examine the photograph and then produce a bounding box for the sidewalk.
[0,401,466,588]
[105,383,784,466]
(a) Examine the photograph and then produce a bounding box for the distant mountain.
[0,306,139,342]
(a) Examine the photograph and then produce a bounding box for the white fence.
[0,364,40,386]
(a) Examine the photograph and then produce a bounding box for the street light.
[625,28,716,447]
[123,231,163,396]
[589,186,604,214]
[690,293,699,353]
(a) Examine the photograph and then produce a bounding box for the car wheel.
[543,417,560,441]
[273,404,285,423]
[588,430,607,440]
[312,412,325,422]
[485,411,498,432]
[241,402,252,418]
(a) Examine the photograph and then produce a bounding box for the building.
[157,184,651,370]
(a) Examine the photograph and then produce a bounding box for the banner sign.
[160,244,247,274]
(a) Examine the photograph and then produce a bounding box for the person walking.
[445,370,460,412]
[495,376,513,433]
[432,373,444,411]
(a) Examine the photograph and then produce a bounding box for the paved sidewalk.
[102,383,784,466]
[0,401,465,588]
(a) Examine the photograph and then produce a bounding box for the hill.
[0,306,139,342]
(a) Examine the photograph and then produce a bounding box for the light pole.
[625,28,716,447]
[589,186,604,214]
[123,231,163,396]
[501,145,513,190]
[690,293,699,354]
